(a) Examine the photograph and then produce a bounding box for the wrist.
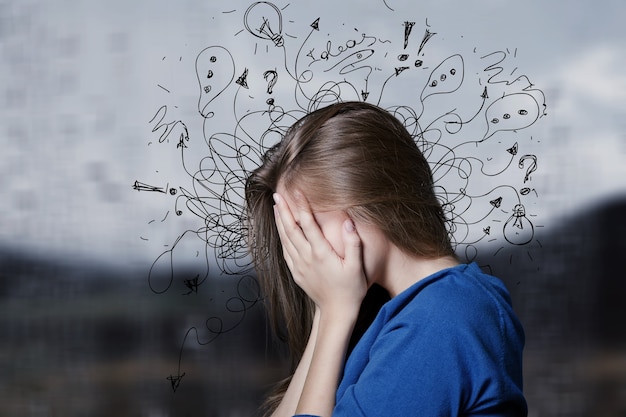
[317,305,360,330]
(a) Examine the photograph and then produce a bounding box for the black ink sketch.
[503,203,534,245]
[263,69,278,93]
[196,46,237,118]
[417,28,436,56]
[519,154,537,183]
[135,0,547,394]
[165,275,261,393]
[149,105,190,144]
[166,372,185,393]
[183,274,200,295]
[235,67,250,88]
[132,180,168,194]
[403,21,415,50]
[244,2,285,47]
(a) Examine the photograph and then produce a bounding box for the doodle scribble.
[165,275,261,394]
[135,0,547,394]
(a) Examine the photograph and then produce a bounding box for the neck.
[377,246,460,297]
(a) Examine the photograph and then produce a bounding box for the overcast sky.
[1,0,624,270]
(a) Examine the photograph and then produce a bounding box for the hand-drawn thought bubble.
[195,46,235,118]
[482,92,540,141]
[421,54,464,100]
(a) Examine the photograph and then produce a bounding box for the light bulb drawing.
[503,203,534,245]
[244,2,284,47]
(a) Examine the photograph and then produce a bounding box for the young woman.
[245,101,527,417]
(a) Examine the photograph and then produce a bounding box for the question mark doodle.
[518,154,537,183]
[263,70,278,94]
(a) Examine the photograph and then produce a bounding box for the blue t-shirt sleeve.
[333,280,526,416]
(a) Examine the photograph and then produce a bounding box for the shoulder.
[338,263,526,415]
[393,263,511,317]
[379,263,523,347]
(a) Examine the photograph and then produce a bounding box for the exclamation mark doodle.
[414,26,436,68]
[417,27,437,56]
[403,21,415,49]
[399,21,415,62]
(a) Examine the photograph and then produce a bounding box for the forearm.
[272,310,321,417]
[295,308,359,417]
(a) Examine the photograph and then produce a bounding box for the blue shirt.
[296,263,527,416]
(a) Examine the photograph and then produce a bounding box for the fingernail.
[273,193,280,205]
[344,219,355,232]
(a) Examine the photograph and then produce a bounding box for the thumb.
[342,219,362,265]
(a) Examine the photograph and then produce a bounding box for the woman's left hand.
[273,192,367,316]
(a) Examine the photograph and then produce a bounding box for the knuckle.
[310,245,327,261]
[287,222,301,234]
[299,211,315,227]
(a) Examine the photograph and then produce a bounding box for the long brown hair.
[244,101,454,414]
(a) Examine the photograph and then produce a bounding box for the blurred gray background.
[1,0,625,416]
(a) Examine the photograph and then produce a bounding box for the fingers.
[290,192,331,255]
[274,192,363,280]
[273,201,298,276]
[341,219,363,269]
[274,193,308,256]
[274,192,332,255]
